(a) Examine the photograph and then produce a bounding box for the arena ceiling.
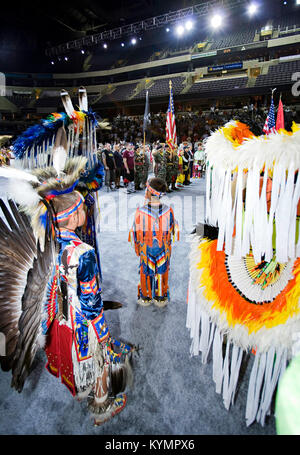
[2,0,191,44]
[1,0,291,47]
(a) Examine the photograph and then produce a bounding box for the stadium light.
[176,24,185,36]
[166,27,170,32]
[296,0,300,5]
[103,43,108,49]
[121,42,125,47]
[81,49,85,54]
[131,37,137,45]
[210,14,223,29]
[64,56,68,61]
[248,3,258,15]
[185,20,194,31]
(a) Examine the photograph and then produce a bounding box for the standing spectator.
[102,143,116,191]
[188,145,194,181]
[183,146,190,185]
[113,143,124,189]
[123,143,136,194]
[171,147,179,191]
[134,145,145,191]
[142,145,150,189]
[176,148,185,188]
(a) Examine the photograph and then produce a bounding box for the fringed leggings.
[138,269,170,300]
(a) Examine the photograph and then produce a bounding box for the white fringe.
[71,344,95,395]
[205,124,300,264]
[246,347,288,426]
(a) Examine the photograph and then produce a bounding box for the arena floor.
[0,176,277,436]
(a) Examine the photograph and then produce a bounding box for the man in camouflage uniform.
[171,146,179,191]
[134,145,146,190]
[152,144,167,182]
[141,145,150,188]
[165,145,175,193]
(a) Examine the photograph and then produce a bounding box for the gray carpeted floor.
[0,177,277,435]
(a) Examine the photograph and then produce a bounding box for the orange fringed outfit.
[129,202,179,302]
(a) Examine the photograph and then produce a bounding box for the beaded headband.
[146,181,163,199]
[53,192,84,224]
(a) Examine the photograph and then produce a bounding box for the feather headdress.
[12,87,110,170]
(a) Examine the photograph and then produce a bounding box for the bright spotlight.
[131,38,137,45]
[166,27,170,32]
[296,0,300,5]
[121,42,125,47]
[248,3,258,15]
[103,43,108,49]
[81,49,85,54]
[64,56,68,61]
[185,20,193,31]
[51,61,54,65]
[210,14,223,29]
[176,24,185,36]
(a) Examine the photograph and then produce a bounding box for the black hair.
[148,177,167,194]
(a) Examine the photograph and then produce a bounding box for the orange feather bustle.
[197,239,300,334]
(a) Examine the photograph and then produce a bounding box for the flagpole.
[143,90,149,154]
[168,80,172,149]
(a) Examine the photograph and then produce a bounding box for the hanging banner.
[208,62,243,72]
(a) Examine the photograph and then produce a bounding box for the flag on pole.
[276,97,285,131]
[263,96,276,135]
[166,81,177,149]
[143,90,151,143]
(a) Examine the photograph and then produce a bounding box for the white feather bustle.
[205,123,300,264]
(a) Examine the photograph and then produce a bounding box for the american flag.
[166,81,177,148]
[263,97,276,135]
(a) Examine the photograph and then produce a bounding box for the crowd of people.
[101,103,299,145]
[95,102,299,195]
[97,140,206,194]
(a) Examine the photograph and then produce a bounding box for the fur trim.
[36,334,46,349]
[33,156,87,198]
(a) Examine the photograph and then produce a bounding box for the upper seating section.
[187,76,248,94]
[255,58,300,87]
[98,83,138,103]
[208,26,258,51]
[131,76,185,101]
